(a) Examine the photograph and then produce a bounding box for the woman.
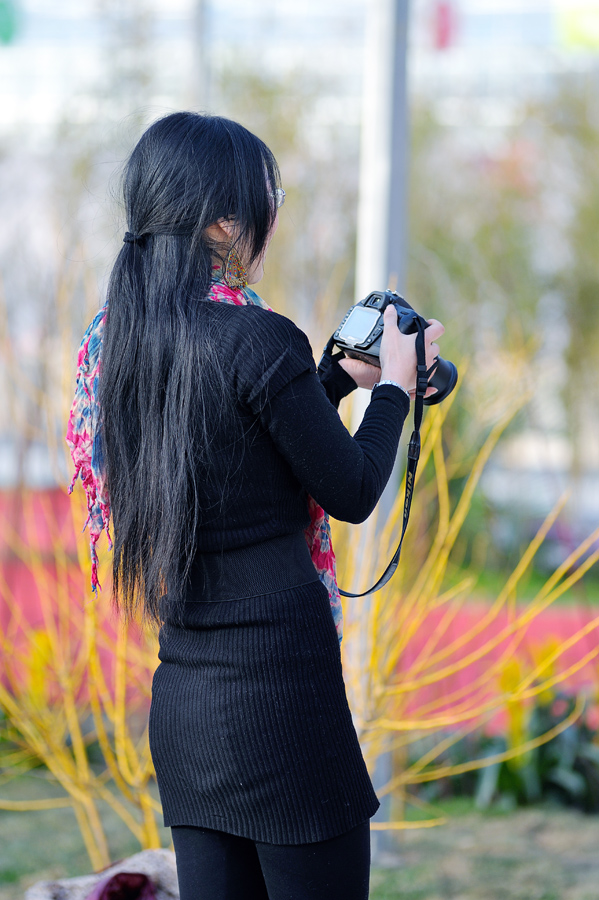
[67,111,444,900]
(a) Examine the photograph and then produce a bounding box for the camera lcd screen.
[337,306,380,344]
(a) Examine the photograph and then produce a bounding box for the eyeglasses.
[272,187,286,209]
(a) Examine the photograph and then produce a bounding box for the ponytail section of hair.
[100,112,280,625]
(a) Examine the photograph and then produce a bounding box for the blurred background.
[3,0,599,565]
[4,2,599,898]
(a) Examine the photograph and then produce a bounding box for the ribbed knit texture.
[186,301,409,551]
[190,302,316,552]
[148,303,410,845]
[151,581,379,844]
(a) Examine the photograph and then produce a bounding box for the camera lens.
[424,357,458,406]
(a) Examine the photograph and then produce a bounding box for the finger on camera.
[424,346,439,370]
[409,386,438,400]
[339,357,380,390]
[426,319,445,340]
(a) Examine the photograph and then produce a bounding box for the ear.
[204,218,236,245]
[216,218,236,240]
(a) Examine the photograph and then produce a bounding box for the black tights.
[171,820,371,900]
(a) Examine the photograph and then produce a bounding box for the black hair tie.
[123,231,149,244]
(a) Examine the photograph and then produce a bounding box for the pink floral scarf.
[66,279,343,640]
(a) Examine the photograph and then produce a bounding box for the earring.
[223,245,248,289]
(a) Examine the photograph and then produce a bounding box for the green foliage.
[408,84,599,443]
[475,695,599,813]
[416,693,599,814]
[404,83,599,579]
[407,105,543,356]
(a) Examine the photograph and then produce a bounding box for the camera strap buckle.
[407,430,421,462]
[416,368,429,397]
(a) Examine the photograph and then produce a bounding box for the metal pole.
[355,0,410,302]
[193,0,210,110]
[353,0,410,864]
[352,0,410,442]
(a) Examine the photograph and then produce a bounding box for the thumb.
[383,304,398,325]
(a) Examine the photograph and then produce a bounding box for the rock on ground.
[24,849,178,900]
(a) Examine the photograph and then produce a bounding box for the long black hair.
[100,112,280,624]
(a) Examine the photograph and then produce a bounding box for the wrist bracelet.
[372,380,410,399]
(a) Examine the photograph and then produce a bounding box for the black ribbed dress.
[149,301,410,845]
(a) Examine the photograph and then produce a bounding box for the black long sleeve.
[191,301,410,550]
[260,372,409,523]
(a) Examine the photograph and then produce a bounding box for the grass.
[446,561,599,606]
[370,802,599,900]
[0,774,170,899]
[2,781,599,899]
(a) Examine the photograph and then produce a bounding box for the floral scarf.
[66,278,343,640]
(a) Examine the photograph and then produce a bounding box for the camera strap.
[317,336,336,381]
[339,319,427,598]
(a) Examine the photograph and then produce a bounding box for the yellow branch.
[371,818,447,830]
[72,800,110,870]
[383,537,599,696]
[0,797,72,810]
[395,493,569,680]
[94,784,145,844]
[398,695,584,786]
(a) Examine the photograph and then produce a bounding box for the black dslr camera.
[318,290,458,599]
[332,290,457,405]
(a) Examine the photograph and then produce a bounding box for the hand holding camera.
[379,305,445,397]
[328,290,457,405]
[338,307,445,395]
